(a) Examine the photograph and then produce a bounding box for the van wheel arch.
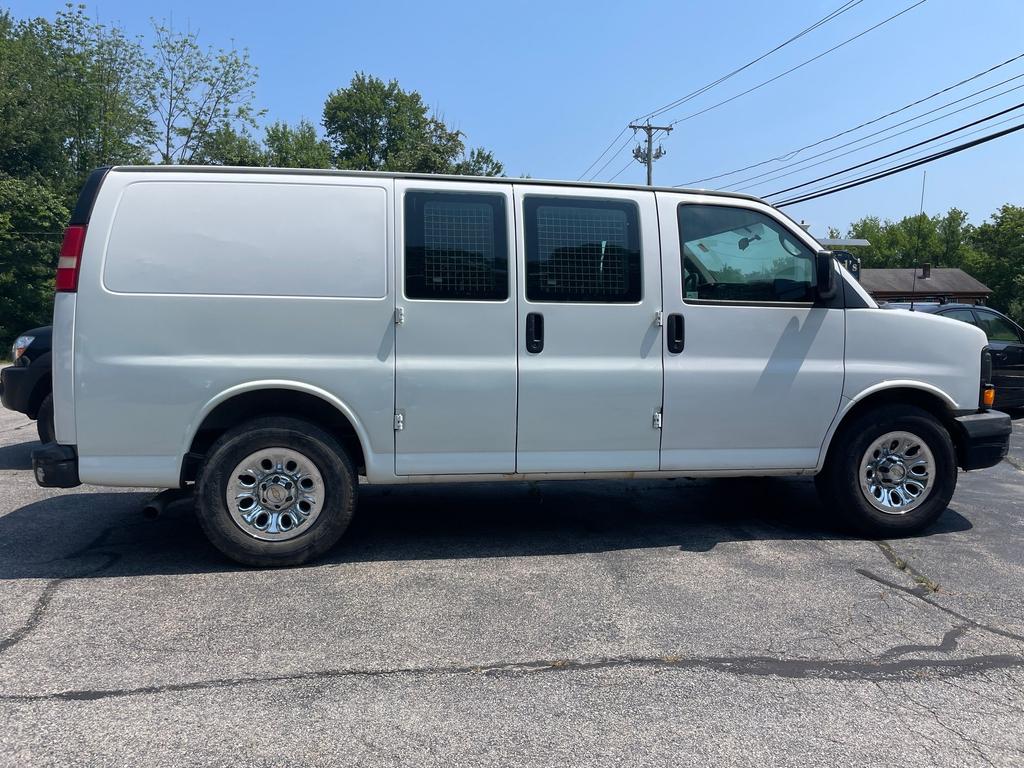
[824,387,961,467]
[183,388,367,484]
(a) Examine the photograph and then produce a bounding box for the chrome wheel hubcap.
[227,448,324,541]
[859,431,935,515]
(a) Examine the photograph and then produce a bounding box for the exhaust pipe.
[142,488,193,520]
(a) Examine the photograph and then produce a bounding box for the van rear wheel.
[196,416,356,566]
[816,404,956,536]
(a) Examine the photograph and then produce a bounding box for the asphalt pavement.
[0,406,1022,766]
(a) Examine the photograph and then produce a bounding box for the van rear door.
[513,186,663,472]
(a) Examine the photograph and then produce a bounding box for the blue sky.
[11,0,1024,236]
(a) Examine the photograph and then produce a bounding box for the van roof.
[107,165,764,204]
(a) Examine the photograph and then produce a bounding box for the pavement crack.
[872,540,940,592]
[857,568,1024,645]
[0,524,121,657]
[897,682,1000,767]
[3,648,1024,703]
[0,578,63,655]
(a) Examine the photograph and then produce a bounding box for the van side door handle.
[526,312,544,354]
[667,313,685,354]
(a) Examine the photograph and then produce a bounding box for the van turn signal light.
[983,386,996,408]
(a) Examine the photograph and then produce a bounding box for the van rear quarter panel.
[74,171,396,487]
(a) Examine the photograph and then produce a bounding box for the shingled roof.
[860,267,991,301]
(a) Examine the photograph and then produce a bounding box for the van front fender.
[816,381,961,472]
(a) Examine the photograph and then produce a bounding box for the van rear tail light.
[55,225,86,292]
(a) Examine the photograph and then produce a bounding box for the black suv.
[882,303,1024,409]
[0,325,55,442]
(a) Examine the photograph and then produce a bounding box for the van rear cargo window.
[524,197,641,303]
[404,191,508,301]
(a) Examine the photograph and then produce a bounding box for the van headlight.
[11,335,34,363]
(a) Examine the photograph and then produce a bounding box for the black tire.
[196,416,356,567]
[36,393,55,444]
[816,404,957,537]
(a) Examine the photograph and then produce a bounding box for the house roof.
[859,267,991,297]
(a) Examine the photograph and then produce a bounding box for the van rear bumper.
[954,411,1011,471]
[32,443,81,488]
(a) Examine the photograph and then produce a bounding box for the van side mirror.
[816,250,837,301]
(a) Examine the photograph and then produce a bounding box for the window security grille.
[423,201,496,296]
[535,206,629,297]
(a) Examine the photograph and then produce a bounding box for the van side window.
[678,204,814,304]
[524,196,641,303]
[404,191,508,301]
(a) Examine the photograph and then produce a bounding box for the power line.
[773,121,1024,207]
[681,50,1024,186]
[588,131,638,181]
[665,0,928,129]
[781,111,1024,200]
[577,127,628,181]
[579,0,866,181]
[634,0,864,123]
[764,100,1024,199]
[607,156,636,183]
[729,76,1024,191]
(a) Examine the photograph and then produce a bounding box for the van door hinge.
[653,409,663,429]
[394,307,405,325]
[394,411,404,431]
[654,310,664,327]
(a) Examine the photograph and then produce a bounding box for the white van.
[33,166,1011,566]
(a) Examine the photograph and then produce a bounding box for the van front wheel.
[816,405,957,536]
[196,416,356,566]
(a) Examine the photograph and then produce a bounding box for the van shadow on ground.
[0,476,971,580]
[0,440,35,471]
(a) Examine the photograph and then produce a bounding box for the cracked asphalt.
[0,406,1022,767]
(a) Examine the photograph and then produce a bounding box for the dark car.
[0,325,54,442]
[882,303,1024,409]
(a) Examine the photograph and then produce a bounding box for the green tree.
[968,204,1024,322]
[193,125,266,166]
[451,147,504,177]
[847,213,941,269]
[195,120,334,169]
[0,175,68,340]
[0,6,153,201]
[148,20,262,164]
[322,73,502,175]
[935,207,974,269]
[264,120,331,169]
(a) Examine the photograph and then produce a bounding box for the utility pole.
[628,120,673,185]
